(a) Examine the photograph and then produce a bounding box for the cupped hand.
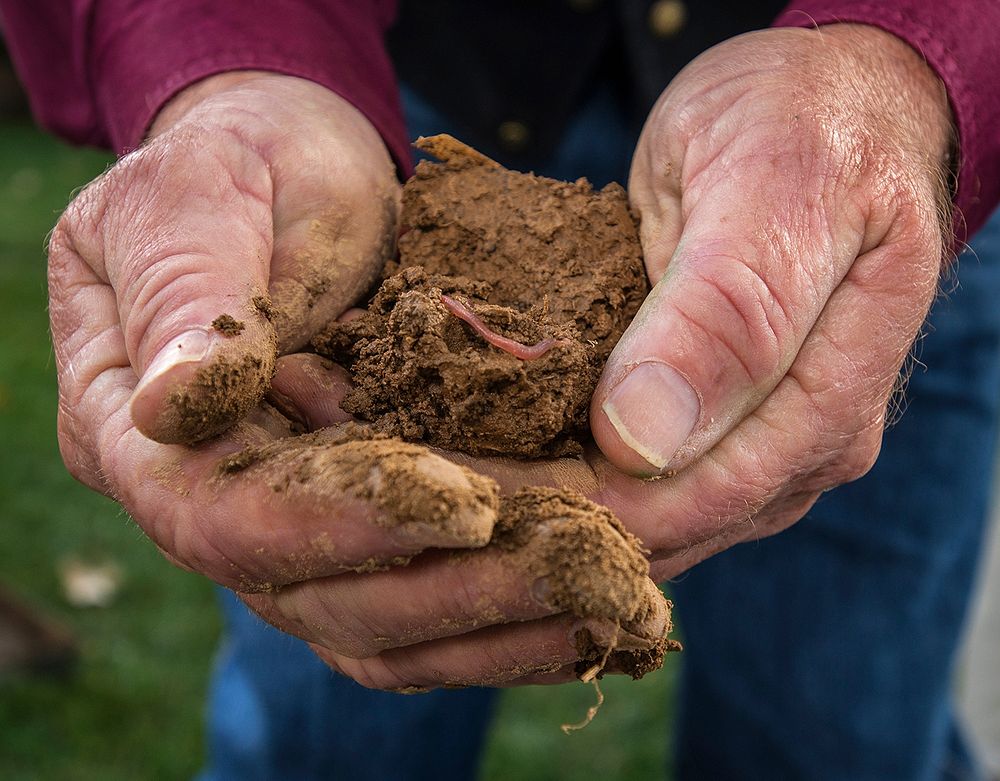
[48,72,653,692]
[579,24,955,571]
[50,21,955,693]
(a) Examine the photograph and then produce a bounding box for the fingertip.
[130,328,215,442]
[130,320,277,445]
[269,353,354,430]
[590,359,700,478]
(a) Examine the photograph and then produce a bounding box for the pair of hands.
[48,25,953,690]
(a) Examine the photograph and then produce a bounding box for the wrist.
[145,70,397,187]
[809,24,954,185]
[149,70,323,138]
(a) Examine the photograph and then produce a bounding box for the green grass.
[0,122,222,780]
[0,122,677,780]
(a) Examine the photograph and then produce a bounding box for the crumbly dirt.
[493,487,677,679]
[315,135,647,456]
[389,135,647,361]
[315,267,594,457]
[211,314,245,337]
[216,424,500,551]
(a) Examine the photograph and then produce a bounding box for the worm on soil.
[439,294,568,360]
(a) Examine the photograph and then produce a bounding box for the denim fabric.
[200,83,1000,780]
[671,212,1000,780]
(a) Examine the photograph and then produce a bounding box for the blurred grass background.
[0,121,678,778]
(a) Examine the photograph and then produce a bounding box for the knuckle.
[150,503,246,588]
[287,582,387,659]
[678,252,792,386]
[834,429,883,484]
[55,403,103,492]
[445,568,494,625]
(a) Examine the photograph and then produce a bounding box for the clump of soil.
[391,136,648,361]
[315,135,647,456]
[495,487,678,679]
[212,314,245,337]
[217,424,500,555]
[315,267,594,457]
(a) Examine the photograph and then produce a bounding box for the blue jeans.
[200,84,1000,780]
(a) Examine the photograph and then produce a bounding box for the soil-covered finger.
[58,127,283,446]
[268,195,397,353]
[493,488,677,678]
[495,488,666,629]
[104,423,499,591]
[258,486,675,667]
[130,301,278,444]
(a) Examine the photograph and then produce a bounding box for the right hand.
[49,72,648,691]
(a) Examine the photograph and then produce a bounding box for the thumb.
[591,152,875,477]
[64,126,278,445]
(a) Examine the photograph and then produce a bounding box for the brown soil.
[494,487,677,679]
[390,136,647,361]
[217,424,500,553]
[315,267,594,457]
[212,314,245,337]
[315,135,647,456]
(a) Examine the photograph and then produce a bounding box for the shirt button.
[649,0,687,38]
[497,120,530,152]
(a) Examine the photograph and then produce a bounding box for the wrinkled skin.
[49,24,954,691]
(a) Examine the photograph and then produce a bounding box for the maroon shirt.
[1,0,997,237]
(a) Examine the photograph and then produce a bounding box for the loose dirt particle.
[252,294,277,322]
[212,314,245,337]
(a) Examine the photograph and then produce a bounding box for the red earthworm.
[439,294,566,360]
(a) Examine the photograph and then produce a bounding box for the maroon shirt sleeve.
[774,1,1000,241]
[0,0,409,171]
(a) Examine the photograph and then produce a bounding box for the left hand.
[583,23,955,576]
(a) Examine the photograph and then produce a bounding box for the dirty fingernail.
[601,360,699,473]
[139,329,214,387]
